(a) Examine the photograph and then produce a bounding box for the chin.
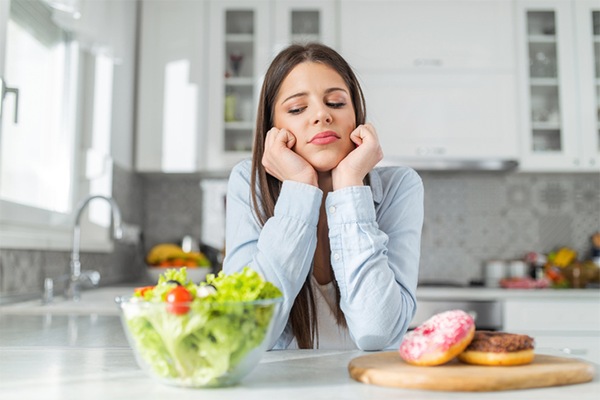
[306,154,345,172]
[296,144,354,172]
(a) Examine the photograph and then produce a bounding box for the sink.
[0,286,139,315]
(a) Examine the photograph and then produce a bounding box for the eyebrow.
[280,87,348,105]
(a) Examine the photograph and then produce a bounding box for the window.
[0,0,86,250]
[0,0,76,214]
[0,0,135,252]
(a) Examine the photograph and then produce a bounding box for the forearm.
[224,175,323,349]
[330,221,418,350]
[326,180,423,350]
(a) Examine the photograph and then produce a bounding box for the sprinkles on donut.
[399,310,475,366]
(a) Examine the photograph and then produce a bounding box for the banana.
[146,244,184,265]
[146,244,210,266]
[553,247,577,268]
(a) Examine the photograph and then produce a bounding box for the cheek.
[340,112,356,138]
[272,111,283,129]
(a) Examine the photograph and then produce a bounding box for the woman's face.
[273,62,356,172]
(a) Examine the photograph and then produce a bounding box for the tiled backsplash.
[418,171,599,282]
[1,164,599,297]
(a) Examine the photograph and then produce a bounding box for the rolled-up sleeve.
[326,168,424,350]
[223,160,323,349]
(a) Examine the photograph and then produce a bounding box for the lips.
[309,131,340,145]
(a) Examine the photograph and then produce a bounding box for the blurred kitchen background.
[0,0,599,298]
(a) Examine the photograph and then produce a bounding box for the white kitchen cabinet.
[272,1,337,56]
[340,1,519,166]
[575,2,600,170]
[504,298,600,364]
[205,1,270,171]
[341,1,515,72]
[516,0,600,172]
[136,0,338,172]
[136,0,206,172]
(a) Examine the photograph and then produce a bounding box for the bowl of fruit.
[116,267,282,387]
[146,243,212,283]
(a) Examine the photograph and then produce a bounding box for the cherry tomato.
[134,286,155,297]
[166,286,193,315]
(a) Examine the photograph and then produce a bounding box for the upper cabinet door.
[575,1,600,170]
[516,1,582,171]
[136,0,206,172]
[340,0,515,72]
[0,0,8,78]
[360,71,518,161]
[339,0,519,164]
[205,1,270,171]
[272,0,337,55]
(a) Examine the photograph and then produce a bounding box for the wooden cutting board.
[348,352,595,392]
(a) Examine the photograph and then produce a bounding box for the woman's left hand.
[332,123,383,190]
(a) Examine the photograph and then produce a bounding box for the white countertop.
[0,313,598,399]
[416,287,600,301]
[2,285,598,316]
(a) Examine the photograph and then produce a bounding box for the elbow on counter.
[353,324,410,351]
[352,295,416,351]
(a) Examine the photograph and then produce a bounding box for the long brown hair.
[250,43,367,348]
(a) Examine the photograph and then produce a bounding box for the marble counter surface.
[2,285,598,315]
[416,287,600,300]
[1,314,598,400]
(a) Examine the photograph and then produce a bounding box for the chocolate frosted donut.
[465,331,534,353]
[458,331,535,366]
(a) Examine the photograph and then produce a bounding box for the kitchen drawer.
[530,335,600,365]
[504,299,600,332]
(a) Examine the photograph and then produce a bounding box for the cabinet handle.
[561,348,588,356]
[573,158,580,166]
[413,59,443,67]
[0,77,19,124]
[590,159,596,166]
[416,146,446,155]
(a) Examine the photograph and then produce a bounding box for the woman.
[223,43,424,350]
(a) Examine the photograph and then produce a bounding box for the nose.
[312,105,332,126]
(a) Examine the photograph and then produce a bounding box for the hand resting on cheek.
[262,127,318,187]
[332,123,383,190]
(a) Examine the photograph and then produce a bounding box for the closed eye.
[288,107,306,115]
[327,102,346,108]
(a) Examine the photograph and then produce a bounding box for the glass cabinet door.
[273,1,336,56]
[526,11,562,153]
[223,10,255,153]
[576,2,600,170]
[589,10,600,167]
[206,1,269,170]
[517,1,579,171]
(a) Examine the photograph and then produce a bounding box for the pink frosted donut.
[399,310,475,366]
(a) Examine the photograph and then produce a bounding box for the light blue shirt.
[223,159,424,351]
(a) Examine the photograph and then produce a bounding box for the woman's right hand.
[262,127,318,187]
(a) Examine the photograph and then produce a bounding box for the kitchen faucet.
[43,195,123,303]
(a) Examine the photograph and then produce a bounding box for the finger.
[350,126,365,147]
[364,123,377,137]
[264,127,279,147]
[282,129,296,149]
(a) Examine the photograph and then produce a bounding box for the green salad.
[122,267,282,386]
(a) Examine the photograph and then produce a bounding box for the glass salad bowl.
[116,267,282,388]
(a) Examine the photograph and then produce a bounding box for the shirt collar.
[367,169,383,204]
